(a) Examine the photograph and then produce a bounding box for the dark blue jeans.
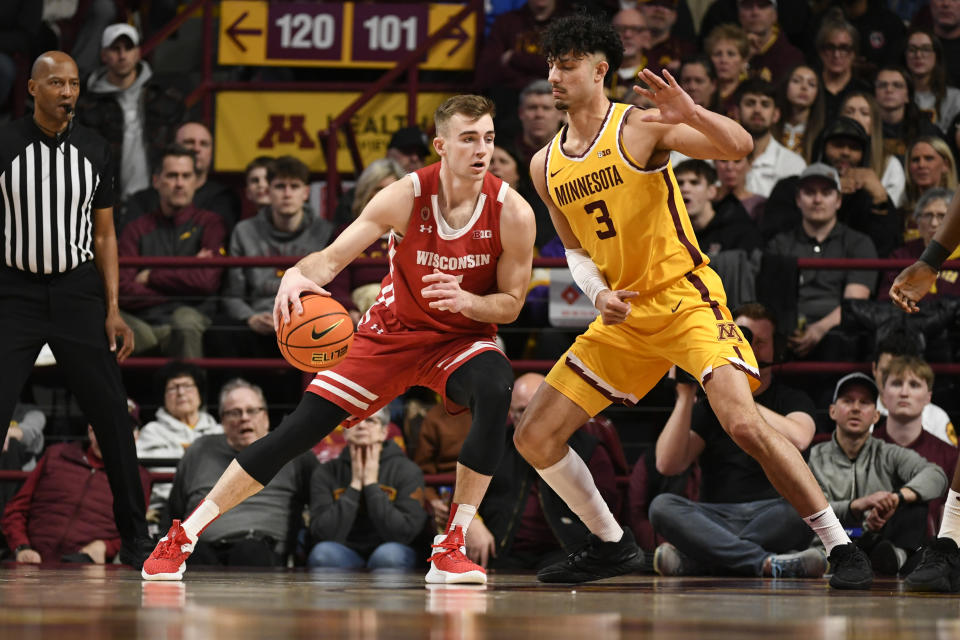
[307,541,417,570]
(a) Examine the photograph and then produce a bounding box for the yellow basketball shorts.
[546,266,761,417]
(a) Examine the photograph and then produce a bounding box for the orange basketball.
[276,294,354,372]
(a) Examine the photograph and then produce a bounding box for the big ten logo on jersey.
[597,148,612,159]
[716,322,744,342]
[473,229,492,239]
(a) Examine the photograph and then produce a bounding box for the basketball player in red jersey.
[142,95,536,583]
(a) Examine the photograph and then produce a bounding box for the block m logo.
[716,322,743,342]
[257,115,317,149]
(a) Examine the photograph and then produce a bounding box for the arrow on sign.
[226,11,262,52]
[442,24,468,57]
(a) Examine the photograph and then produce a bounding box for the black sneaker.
[828,542,873,589]
[903,537,960,593]
[869,540,906,577]
[119,536,156,570]
[537,527,644,583]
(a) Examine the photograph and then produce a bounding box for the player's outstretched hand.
[273,266,329,331]
[422,269,471,314]
[633,68,698,125]
[889,262,937,314]
[596,289,638,325]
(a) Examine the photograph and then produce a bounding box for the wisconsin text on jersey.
[415,250,492,270]
[552,165,625,207]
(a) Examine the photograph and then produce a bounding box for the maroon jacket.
[1,443,151,562]
[118,204,226,311]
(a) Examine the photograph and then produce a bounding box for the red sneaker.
[425,526,487,584]
[141,520,195,581]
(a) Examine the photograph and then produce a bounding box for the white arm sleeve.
[565,248,609,306]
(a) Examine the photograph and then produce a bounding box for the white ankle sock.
[803,505,850,554]
[449,503,477,535]
[537,448,622,542]
[181,499,220,542]
[938,489,960,544]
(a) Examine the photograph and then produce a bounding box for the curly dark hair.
[540,13,623,80]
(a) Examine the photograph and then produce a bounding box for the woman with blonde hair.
[704,24,749,118]
[838,90,906,207]
[905,136,959,211]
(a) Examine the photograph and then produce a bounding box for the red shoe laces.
[429,535,464,562]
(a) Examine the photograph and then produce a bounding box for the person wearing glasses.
[136,361,222,521]
[815,12,873,123]
[162,378,317,567]
[904,27,960,134]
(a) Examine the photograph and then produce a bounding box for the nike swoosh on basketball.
[550,168,563,178]
[312,319,344,340]
[671,299,682,313]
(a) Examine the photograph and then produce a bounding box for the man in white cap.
[76,23,184,212]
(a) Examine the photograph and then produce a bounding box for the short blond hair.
[434,95,495,136]
[881,355,934,390]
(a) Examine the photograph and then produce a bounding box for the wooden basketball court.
[1,565,958,639]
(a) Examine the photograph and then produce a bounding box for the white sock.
[181,499,220,542]
[938,489,960,544]
[537,447,623,542]
[803,505,850,554]
[449,503,477,535]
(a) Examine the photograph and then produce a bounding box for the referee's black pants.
[0,263,148,545]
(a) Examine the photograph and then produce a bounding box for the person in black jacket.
[307,407,428,570]
[675,159,761,255]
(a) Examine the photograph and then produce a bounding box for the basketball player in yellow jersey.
[512,14,874,589]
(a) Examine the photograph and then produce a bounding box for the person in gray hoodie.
[207,156,334,357]
[76,23,183,211]
[808,372,948,576]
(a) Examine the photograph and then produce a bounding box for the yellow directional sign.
[214,90,453,173]
[218,1,476,70]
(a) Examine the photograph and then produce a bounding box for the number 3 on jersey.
[585,200,617,239]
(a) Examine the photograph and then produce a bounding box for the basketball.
[276,294,354,372]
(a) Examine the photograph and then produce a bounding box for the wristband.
[565,248,610,306]
[919,239,951,271]
[895,489,905,509]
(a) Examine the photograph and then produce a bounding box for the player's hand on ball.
[421,269,471,314]
[596,289,638,325]
[273,267,329,331]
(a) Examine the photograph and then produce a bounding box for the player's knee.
[512,418,545,463]
[723,416,763,452]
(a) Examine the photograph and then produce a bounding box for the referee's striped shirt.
[0,116,114,275]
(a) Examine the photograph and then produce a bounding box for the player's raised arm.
[631,68,753,161]
[890,190,960,313]
[274,176,414,329]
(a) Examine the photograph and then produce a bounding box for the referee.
[0,52,152,567]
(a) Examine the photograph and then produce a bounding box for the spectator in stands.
[772,64,826,163]
[37,0,117,78]
[678,56,719,113]
[211,156,334,358]
[331,127,429,228]
[738,0,803,84]
[118,144,226,359]
[715,156,766,223]
[931,0,960,88]
[76,23,184,208]
[904,137,959,215]
[4,403,45,469]
[880,189,960,305]
[637,0,695,78]
[242,155,275,219]
[808,372,948,575]
[675,159,760,255]
[0,2,40,117]
[649,303,822,578]
[464,373,620,571]
[489,144,553,249]
[476,0,572,119]
[871,329,957,447]
[137,361,223,518]
[2,416,150,565]
[165,379,316,568]
[609,9,650,103]
[874,356,958,476]
[839,90,907,208]
[876,66,942,163]
[816,12,873,123]
[738,77,806,199]
[326,158,406,323]
[825,0,906,74]
[766,163,876,359]
[700,0,810,54]
[513,80,565,170]
[948,113,960,179]
[307,406,427,570]
[704,24,750,117]
[124,122,241,233]
[414,403,471,533]
[905,27,960,134]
